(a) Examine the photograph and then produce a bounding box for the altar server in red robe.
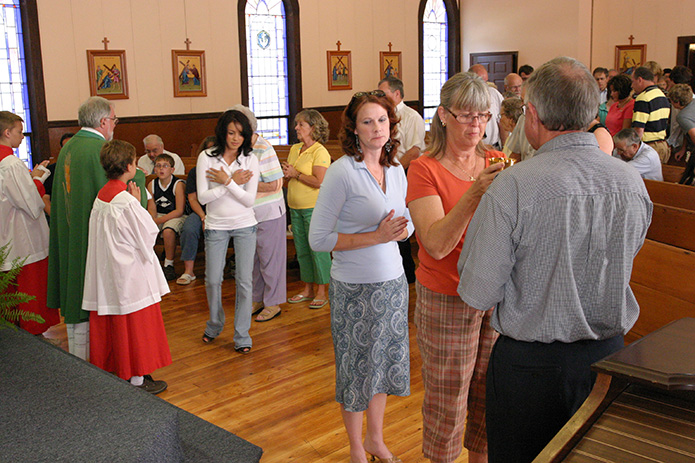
[83,139,171,394]
[0,111,59,335]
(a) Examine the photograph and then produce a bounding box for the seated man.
[138,134,184,175]
[613,128,663,181]
[147,153,187,280]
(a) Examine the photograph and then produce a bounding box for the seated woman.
[406,72,503,463]
[177,136,216,285]
[309,90,413,463]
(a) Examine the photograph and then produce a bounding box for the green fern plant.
[0,242,43,330]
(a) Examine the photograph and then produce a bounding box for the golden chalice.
[488,156,515,170]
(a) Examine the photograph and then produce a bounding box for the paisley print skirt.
[330,275,410,412]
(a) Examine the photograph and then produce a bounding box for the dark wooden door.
[676,36,695,89]
[470,52,518,93]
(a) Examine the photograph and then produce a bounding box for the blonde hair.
[0,111,22,136]
[427,72,491,158]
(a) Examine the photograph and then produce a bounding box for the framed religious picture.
[615,44,647,74]
[87,49,128,99]
[379,51,402,80]
[327,49,352,91]
[172,50,207,97]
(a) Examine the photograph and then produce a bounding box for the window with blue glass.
[244,0,289,144]
[421,0,448,131]
[0,1,32,166]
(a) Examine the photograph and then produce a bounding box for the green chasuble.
[47,129,107,323]
[128,168,148,208]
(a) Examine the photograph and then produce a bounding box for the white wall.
[37,0,695,121]
[460,0,593,71]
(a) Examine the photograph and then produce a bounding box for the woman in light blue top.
[309,90,413,463]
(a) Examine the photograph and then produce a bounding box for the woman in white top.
[197,110,259,353]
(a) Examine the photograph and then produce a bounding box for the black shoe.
[137,376,168,395]
[163,265,176,281]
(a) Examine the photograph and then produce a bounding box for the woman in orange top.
[406,72,503,463]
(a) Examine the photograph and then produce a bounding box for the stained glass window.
[0,1,32,166]
[245,0,289,144]
[422,0,448,130]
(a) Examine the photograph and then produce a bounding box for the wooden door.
[470,52,518,93]
[676,36,695,89]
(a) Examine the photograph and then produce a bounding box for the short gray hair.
[428,72,490,158]
[378,76,404,98]
[525,57,599,131]
[143,134,163,146]
[228,104,257,133]
[78,96,113,129]
[614,128,641,146]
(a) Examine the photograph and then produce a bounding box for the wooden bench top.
[644,179,695,212]
[661,164,685,183]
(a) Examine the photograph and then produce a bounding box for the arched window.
[0,0,41,165]
[239,0,301,144]
[418,0,460,130]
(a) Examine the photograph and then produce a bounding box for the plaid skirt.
[330,275,410,412]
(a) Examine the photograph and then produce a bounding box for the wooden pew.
[647,204,695,252]
[661,164,685,183]
[626,180,695,342]
[643,179,695,211]
[629,239,695,340]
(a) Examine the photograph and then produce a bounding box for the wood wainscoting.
[45,101,422,162]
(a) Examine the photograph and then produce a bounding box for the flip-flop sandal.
[255,306,281,322]
[235,346,251,354]
[309,299,328,309]
[202,333,216,344]
[288,294,312,303]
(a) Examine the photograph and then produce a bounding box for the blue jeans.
[180,213,203,262]
[204,226,257,348]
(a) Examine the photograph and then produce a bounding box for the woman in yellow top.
[281,109,332,309]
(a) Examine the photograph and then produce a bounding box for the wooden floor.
[43,246,472,463]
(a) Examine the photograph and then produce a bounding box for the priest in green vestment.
[47,96,117,360]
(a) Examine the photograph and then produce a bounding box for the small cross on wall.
[102,37,109,50]
[184,38,192,50]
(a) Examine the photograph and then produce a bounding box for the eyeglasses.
[444,108,493,124]
[104,116,119,126]
[154,163,172,169]
[352,90,385,99]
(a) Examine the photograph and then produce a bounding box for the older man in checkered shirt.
[457,57,653,463]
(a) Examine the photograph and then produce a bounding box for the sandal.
[176,273,196,285]
[202,333,216,344]
[288,294,312,303]
[255,305,281,322]
[309,299,328,309]
[252,302,264,316]
[235,346,251,354]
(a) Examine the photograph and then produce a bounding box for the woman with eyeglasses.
[309,90,413,463]
[281,109,332,310]
[406,72,503,463]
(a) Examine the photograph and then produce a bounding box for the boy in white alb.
[83,140,171,394]
[0,111,59,334]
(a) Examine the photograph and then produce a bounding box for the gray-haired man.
[457,57,652,463]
